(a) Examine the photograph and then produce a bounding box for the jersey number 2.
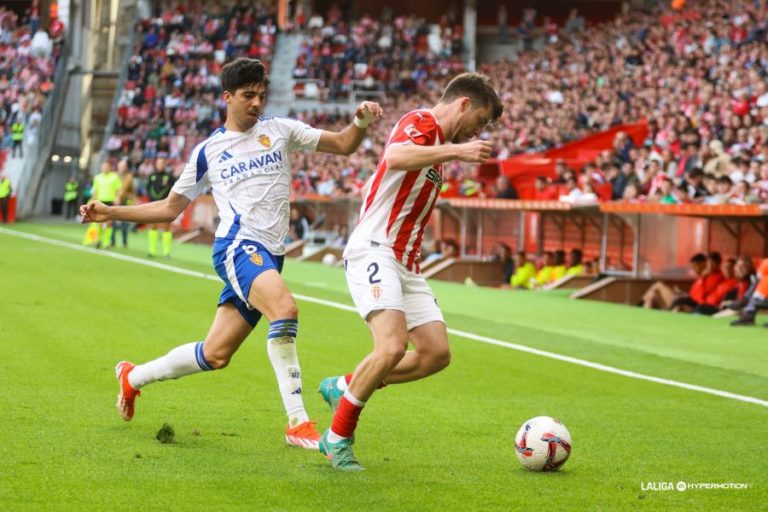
[367,262,381,284]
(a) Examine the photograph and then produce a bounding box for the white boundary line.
[3,226,767,408]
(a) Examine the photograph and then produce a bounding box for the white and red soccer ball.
[515,416,572,471]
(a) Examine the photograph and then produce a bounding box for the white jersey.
[173,116,322,255]
[345,109,445,272]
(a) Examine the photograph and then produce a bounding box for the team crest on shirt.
[371,285,382,301]
[258,134,271,148]
[250,253,264,266]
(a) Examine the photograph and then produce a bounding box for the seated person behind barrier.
[510,251,536,289]
[692,257,735,315]
[731,258,768,327]
[490,242,515,284]
[566,249,584,276]
[696,256,753,315]
[534,251,555,286]
[550,249,567,283]
[421,238,459,266]
[642,252,724,312]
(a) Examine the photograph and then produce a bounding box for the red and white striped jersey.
[345,109,445,272]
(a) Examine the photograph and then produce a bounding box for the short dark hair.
[690,253,706,265]
[570,249,583,265]
[717,176,733,185]
[439,73,503,121]
[221,58,270,94]
[707,251,722,265]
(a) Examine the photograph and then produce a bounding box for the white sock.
[337,376,348,391]
[267,320,309,427]
[128,341,212,389]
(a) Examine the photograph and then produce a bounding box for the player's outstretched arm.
[385,139,493,171]
[80,191,191,224]
[316,101,383,156]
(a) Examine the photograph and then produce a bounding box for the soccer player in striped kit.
[318,73,503,470]
[81,57,382,450]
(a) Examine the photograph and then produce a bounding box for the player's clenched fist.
[80,201,111,223]
[457,140,494,163]
[353,101,383,128]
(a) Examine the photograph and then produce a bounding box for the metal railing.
[291,78,385,108]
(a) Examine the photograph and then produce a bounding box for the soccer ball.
[322,253,338,266]
[514,416,572,471]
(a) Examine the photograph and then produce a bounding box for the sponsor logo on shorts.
[371,285,382,301]
[250,252,263,266]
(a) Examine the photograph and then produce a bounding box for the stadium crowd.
[0,5,62,160]
[292,7,464,101]
[102,0,768,209]
[499,0,768,205]
[105,0,278,192]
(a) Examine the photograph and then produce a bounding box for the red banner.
[478,121,649,199]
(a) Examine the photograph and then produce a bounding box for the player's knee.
[377,343,407,367]
[430,348,451,373]
[273,296,298,320]
[205,351,232,370]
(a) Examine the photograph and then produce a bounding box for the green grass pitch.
[1,223,766,511]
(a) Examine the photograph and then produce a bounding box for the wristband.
[353,108,372,129]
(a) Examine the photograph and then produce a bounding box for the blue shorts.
[212,238,284,327]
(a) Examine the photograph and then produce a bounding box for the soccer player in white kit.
[81,58,383,450]
[317,73,503,470]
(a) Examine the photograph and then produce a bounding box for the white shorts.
[344,247,444,331]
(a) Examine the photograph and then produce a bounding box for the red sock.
[331,396,363,438]
[345,373,386,389]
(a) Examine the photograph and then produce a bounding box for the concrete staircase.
[266,33,304,117]
[90,74,119,154]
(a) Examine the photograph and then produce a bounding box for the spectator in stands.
[608,163,628,200]
[510,251,536,289]
[533,176,558,200]
[729,181,758,205]
[494,175,519,199]
[563,8,585,35]
[685,167,708,199]
[703,176,733,205]
[656,176,677,204]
